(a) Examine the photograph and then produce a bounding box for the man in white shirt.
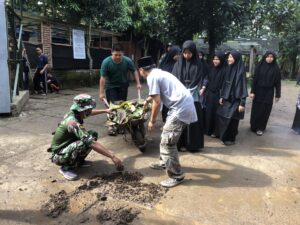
[137,56,197,188]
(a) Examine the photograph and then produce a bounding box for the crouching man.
[48,94,123,180]
[137,56,197,188]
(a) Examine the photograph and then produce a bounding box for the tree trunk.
[143,36,148,56]
[86,19,93,85]
[207,27,216,61]
[291,54,297,79]
[249,46,256,77]
[206,1,215,62]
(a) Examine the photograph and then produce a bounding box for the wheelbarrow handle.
[137,89,141,100]
[103,98,110,108]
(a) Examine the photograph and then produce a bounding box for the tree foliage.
[166,0,252,57]
[16,0,168,55]
[269,0,300,78]
[126,0,169,55]
[19,0,132,31]
[226,0,300,78]
[12,0,300,76]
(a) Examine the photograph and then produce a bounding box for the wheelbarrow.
[104,96,151,152]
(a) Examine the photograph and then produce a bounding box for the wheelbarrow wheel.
[132,129,146,152]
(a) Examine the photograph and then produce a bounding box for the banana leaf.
[106,99,151,126]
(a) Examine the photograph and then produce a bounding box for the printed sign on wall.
[72,29,86,59]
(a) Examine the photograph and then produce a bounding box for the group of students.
[158,40,283,150]
[48,53,198,188]
[48,41,299,189]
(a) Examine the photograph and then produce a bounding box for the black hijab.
[197,49,209,76]
[172,40,204,88]
[207,51,226,92]
[159,46,181,73]
[221,50,248,100]
[254,50,281,87]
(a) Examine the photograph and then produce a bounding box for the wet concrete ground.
[0,82,300,225]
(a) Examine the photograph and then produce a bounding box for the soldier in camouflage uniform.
[48,94,124,180]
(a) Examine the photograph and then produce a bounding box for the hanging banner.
[72,29,86,59]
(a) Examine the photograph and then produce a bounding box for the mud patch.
[97,205,140,225]
[41,172,166,224]
[41,190,69,218]
[77,171,167,206]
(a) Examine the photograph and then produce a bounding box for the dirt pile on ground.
[41,171,166,224]
[96,205,140,225]
[77,171,167,206]
[41,190,69,218]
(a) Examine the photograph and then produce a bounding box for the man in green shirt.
[99,43,142,135]
[48,94,124,180]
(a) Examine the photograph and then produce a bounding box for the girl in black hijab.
[250,50,281,136]
[205,52,226,137]
[197,49,210,77]
[197,49,210,130]
[159,46,181,122]
[159,46,181,73]
[217,50,248,145]
[292,91,300,134]
[172,40,207,151]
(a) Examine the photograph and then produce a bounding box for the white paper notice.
[72,29,86,59]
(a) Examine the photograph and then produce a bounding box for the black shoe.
[223,141,235,146]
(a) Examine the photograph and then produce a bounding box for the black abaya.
[217,50,248,143]
[205,52,226,136]
[250,50,281,132]
[292,107,300,134]
[292,93,300,134]
[159,46,181,123]
[172,40,206,151]
[177,102,204,151]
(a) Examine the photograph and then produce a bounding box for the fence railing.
[6,5,23,98]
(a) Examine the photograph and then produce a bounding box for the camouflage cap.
[70,94,96,112]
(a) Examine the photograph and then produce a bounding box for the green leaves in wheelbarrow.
[106,99,151,126]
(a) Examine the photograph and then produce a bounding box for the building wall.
[41,22,52,67]
[23,18,143,71]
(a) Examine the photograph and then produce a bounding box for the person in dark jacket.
[33,47,48,95]
[159,45,181,122]
[22,49,30,90]
[217,50,248,145]
[172,40,207,152]
[250,50,281,136]
[205,52,226,137]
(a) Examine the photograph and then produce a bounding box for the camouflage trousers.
[160,115,186,179]
[52,140,92,170]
